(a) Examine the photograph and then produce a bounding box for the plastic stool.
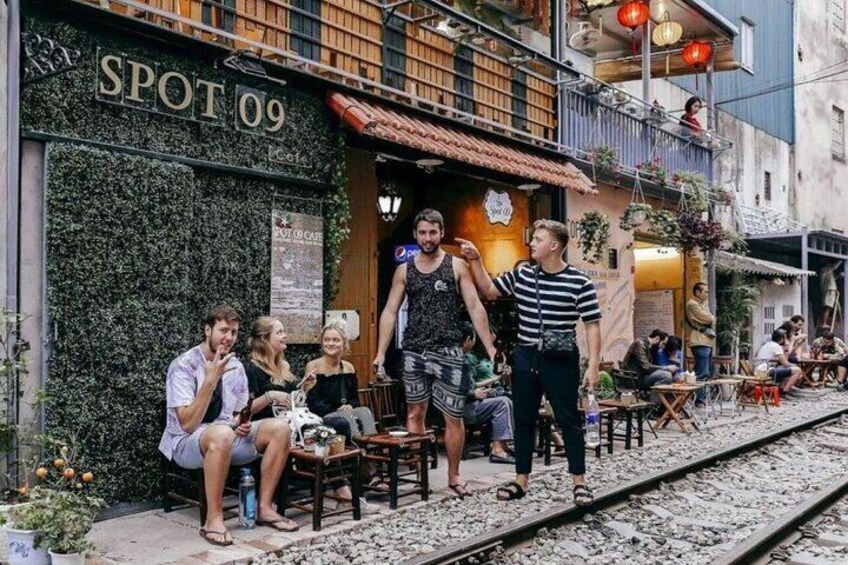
[753,384,780,407]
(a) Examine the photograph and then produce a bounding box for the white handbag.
[273,390,323,447]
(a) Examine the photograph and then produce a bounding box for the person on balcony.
[680,96,704,135]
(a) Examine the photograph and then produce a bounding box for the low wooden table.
[358,432,430,510]
[732,374,776,413]
[280,446,361,531]
[598,399,655,449]
[796,359,837,388]
[537,405,617,465]
[652,384,704,433]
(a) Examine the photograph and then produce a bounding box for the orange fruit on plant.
[36,467,48,479]
[63,468,75,479]
[54,458,65,468]
[82,472,93,483]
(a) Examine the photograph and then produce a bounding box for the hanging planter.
[577,210,611,264]
[637,157,668,186]
[619,202,653,231]
[647,209,683,249]
[673,170,709,213]
[677,210,725,254]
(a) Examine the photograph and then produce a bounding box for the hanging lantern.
[682,39,712,88]
[377,180,402,222]
[682,39,712,66]
[616,1,650,55]
[652,12,683,74]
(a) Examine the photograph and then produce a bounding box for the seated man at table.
[755,329,804,397]
[622,329,678,391]
[159,304,297,546]
[811,330,847,360]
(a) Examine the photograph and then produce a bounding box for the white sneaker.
[357,497,381,515]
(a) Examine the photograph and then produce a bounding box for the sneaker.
[357,497,381,515]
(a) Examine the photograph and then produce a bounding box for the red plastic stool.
[753,384,780,407]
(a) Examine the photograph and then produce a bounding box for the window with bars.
[201,0,235,33]
[834,106,845,159]
[782,305,794,318]
[741,19,754,71]
[764,171,772,201]
[290,0,322,62]
[764,306,775,321]
[764,322,775,339]
[454,45,475,115]
[834,0,846,32]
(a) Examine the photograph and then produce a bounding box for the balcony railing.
[736,202,805,236]
[562,84,729,180]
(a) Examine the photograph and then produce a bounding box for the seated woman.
[460,323,515,465]
[246,316,315,421]
[653,335,683,378]
[680,96,704,135]
[305,321,378,444]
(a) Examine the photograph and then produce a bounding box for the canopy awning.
[715,251,815,278]
[327,92,596,195]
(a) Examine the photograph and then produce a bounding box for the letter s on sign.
[98,55,123,97]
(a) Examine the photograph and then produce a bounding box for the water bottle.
[238,468,256,529]
[584,393,600,448]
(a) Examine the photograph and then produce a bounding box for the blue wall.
[671,0,794,143]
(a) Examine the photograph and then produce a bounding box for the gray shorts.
[172,422,262,470]
[402,347,472,420]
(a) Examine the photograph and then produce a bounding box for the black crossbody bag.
[534,266,576,358]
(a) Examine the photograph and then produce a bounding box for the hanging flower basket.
[619,202,653,231]
[585,144,619,174]
[647,209,683,249]
[677,210,725,253]
[577,210,611,264]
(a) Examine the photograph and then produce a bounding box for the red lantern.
[617,1,650,55]
[617,1,650,29]
[682,40,712,66]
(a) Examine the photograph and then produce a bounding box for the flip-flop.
[448,483,470,499]
[496,481,526,501]
[199,528,233,546]
[368,476,390,492]
[257,518,300,532]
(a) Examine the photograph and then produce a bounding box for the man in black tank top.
[458,219,602,508]
[373,209,496,498]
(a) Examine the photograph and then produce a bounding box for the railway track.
[405,406,848,565]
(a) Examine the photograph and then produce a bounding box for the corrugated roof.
[327,92,596,195]
[715,251,815,278]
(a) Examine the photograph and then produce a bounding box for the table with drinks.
[795,359,837,388]
[652,383,704,433]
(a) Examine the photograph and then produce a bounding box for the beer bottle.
[494,350,507,375]
[238,393,255,425]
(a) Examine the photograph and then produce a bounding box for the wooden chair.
[739,359,755,376]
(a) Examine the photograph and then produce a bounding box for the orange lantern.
[617,1,650,54]
[682,40,712,66]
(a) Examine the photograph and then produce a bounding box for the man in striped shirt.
[457,219,602,506]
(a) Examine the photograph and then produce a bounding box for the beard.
[419,243,439,255]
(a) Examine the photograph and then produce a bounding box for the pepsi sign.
[393,244,421,264]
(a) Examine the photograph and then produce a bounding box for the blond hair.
[533,219,570,248]
[248,316,295,385]
[321,320,351,357]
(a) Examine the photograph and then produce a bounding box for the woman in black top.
[305,321,378,442]
[246,317,315,421]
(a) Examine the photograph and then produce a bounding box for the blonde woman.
[246,317,315,421]
[305,321,378,442]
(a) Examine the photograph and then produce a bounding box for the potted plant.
[672,171,710,213]
[2,492,49,565]
[5,439,103,565]
[619,202,653,231]
[677,211,725,254]
[585,144,619,174]
[576,210,610,264]
[646,209,683,249]
[637,157,668,186]
[313,426,337,458]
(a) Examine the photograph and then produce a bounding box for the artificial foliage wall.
[45,144,347,502]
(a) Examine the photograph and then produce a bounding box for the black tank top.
[402,253,464,351]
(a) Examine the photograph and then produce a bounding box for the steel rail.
[405,406,848,565]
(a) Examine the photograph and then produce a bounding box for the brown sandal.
[199,528,233,546]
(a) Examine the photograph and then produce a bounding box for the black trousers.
[513,345,585,476]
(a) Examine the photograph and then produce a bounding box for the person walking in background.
[458,219,602,507]
[372,209,496,499]
[686,282,715,407]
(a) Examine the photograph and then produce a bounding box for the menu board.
[633,290,675,338]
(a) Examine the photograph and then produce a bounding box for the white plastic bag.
[273,390,323,447]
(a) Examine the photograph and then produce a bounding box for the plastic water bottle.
[238,468,256,529]
[585,394,600,448]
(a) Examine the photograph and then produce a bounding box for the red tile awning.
[327,92,596,195]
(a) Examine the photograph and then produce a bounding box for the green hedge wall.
[45,143,347,502]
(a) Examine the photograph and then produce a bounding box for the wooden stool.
[359,432,430,509]
[537,406,616,465]
[598,399,655,449]
[280,447,361,531]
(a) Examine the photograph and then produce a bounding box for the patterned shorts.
[402,347,472,419]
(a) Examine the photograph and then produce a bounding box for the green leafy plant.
[576,210,611,264]
[637,156,667,186]
[619,202,653,231]
[1,307,30,501]
[585,144,619,173]
[721,227,747,254]
[672,171,710,213]
[716,272,760,358]
[646,209,682,248]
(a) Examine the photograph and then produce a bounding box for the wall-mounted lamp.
[517,183,542,197]
[416,158,444,174]
[377,180,402,222]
